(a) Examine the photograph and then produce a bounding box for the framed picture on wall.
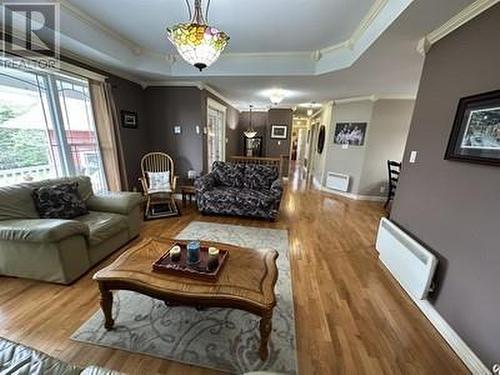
[121,110,138,129]
[271,124,288,139]
[445,90,500,166]
[334,122,367,146]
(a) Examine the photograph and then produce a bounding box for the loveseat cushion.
[236,189,276,208]
[32,182,88,220]
[86,192,144,215]
[0,219,89,243]
[212,162,244,188]
[202,187,239,205]
[74,211,128,246]
[243,164,279,190]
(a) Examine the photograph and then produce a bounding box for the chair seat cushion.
[236,188,275,208]
[75,211,128,246]
[202,187,239,205]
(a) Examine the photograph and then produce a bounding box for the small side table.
[180,185,197,208]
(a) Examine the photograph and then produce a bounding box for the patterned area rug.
[72,221,297,374]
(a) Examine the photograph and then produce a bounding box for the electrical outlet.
[380,185,386,193]
[492,364,500,375]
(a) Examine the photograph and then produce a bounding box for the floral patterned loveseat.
[194,161,283,220]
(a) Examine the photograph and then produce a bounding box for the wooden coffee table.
[93,237,279,360]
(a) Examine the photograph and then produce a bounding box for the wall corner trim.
[417,0,500,55]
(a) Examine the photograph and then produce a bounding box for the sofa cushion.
[212,162,244,188]
[32,182,88,220]
[0,219,89,243]
[236,188,275,208]
[0,176,93,221]
[74,211,128,246]
[202,187,239,205]
[243,164,279,190]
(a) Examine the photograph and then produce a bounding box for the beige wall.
[359,99,414,196]
[320,99,414,197]
[323,100,373,193]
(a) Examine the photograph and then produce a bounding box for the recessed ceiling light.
[269,89,286,105]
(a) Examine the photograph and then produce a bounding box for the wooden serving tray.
[152,243,228,282]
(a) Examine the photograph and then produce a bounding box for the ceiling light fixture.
[269,89,285,105]
[244,105,257,139]
[167,0,229,71]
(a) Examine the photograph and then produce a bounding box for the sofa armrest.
[86,192,144,215]
[194,173,216,194]
[270,179,284,201]
[0,219,89,243]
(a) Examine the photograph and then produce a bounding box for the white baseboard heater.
[376,218,438,300]
[326,172,350,192]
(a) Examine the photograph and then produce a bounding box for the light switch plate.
[195,125,200,134]
[409,151,418,163]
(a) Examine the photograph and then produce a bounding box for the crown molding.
[334,95,377,104]
[349,0,389,47]
[417,0,500,55]
[333,94,416,104]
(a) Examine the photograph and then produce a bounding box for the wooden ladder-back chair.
[139,152,179,219]
[385,160,401,209]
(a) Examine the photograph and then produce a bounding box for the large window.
[0,65,107,192]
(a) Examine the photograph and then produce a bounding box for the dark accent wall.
[237,109,293,159]
[267,109,293,158]
[238,111,268,156]
[390,4,500,367]
[144,86,203,181]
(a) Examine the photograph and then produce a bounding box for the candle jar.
[170,245,181,262]
[187,241,200,265]
[207,247,219,271]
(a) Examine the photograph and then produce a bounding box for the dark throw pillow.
[32,182,88,219]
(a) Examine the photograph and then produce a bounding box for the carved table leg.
[259,310,273,361]
[99,283,114,330]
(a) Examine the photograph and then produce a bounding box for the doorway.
[206,98,226,171]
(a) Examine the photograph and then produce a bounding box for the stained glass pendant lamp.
[244,105,257,139]
[167,0,230,71]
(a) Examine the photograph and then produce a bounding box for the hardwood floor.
[0,168,468,374]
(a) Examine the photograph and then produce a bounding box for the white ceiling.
[52,0,477,109]
[66,0,375,54]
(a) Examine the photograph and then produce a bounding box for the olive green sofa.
[0,176,143,284]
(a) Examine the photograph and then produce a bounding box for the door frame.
[206,98,227,170]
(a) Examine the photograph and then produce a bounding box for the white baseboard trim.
[407,293,490,374]
[318,183,386,202]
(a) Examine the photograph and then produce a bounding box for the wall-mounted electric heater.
[376,218,438,300]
